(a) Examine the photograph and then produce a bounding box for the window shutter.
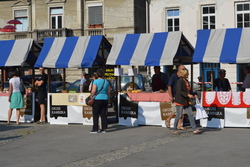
[15,10,27,17]
[88,6,102,24]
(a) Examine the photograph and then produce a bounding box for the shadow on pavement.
[0,123,32,132]
[0,135,22,141]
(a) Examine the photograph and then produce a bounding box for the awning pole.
[211,65,214,91]
[63,68,66,90]
[132,66,135,90]
[1,68,4,91]
[48,68,51,93]
[117,65,121,92]
[32,68,35,91]
[201,63,205,92]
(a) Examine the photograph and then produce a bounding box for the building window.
[166,9,179,32]
[14,10,28,32]
[201,5,216,29]
[88,5,103,28]
[236,2,250,28]
[50,7,63,29]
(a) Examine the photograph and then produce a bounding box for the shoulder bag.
[85,79,105,106]
[19,78,26,95]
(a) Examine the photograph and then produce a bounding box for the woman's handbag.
[85,79,106,106]
[188,97,196,106]
[19,78,26,95]
[85,96,95,106]
[195,98,208,120]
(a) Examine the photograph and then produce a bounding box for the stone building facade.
[0,0,147,82]
[149,0,250,91]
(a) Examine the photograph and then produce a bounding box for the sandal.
[193,129,201,134]
[166,120,170,128]
[173,131,179,135]
[177,126,187,131]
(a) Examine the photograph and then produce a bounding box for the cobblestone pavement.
[1,121,250,167]
[0,122,47,146]
[0,121,193,167]
[60,132,192,167]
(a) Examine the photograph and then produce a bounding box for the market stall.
[0,39,41,123]
[35,35,111,125]
[193,28,250,128]
[106,31,194,127]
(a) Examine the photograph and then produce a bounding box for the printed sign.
[82,106,93,119]
[49,95,68,119]
[52,93,89,106]
[204,107,224,121]
[105,67,116,80]
[160,102,173,120]
[119,94,138,119]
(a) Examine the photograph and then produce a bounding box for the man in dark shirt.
[35,67,48,124]
[152,66,169,92]
[214,69,231,91]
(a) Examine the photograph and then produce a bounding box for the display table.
[118,92,172,127]
[47,93,93,125]
[200,91,250,128]
[0,93,35,123]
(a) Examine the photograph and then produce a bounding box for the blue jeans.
[173,105,197,131]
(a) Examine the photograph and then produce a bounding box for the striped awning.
[193,28,250,63]
[106,32,194,66]
[0,39,33,67]
[35,36,107,68]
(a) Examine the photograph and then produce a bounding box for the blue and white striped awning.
[0,39,33,67]
[35,36,105,68]
[106,32,193,66]
[193,28,250,63]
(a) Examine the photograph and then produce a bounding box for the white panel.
[138,101,165,126]
[224,108,250,127]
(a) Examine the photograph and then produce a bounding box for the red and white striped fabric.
[203,91,250,108]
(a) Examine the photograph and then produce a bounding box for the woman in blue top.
[90,69,110,133]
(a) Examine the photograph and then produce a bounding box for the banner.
[204,107,224,121]
[159,102,173,120]
[82,106,93,119]
[49,95,68,119]
[119,94,138,119]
